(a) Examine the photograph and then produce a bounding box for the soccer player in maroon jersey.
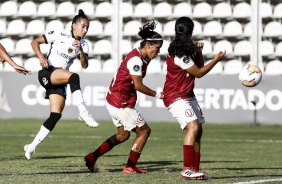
[84,20,163,174]
[163,17,226,180]
[0,43,31,75]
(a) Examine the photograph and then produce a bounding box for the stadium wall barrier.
[0,72,280,124]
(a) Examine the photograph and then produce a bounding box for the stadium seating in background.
[6,19,26,36]
[68,59,82,73]
[193,20,203,37]
[3,57,23,71]
[120,40,132,55]
[76,2,94,17]
[223,21,243,38]
[233,2,251,19]
[95,2,113,18]
[243,22,263,38]
[0,1,18,17]
[205,59,223,75]
[201,40,213,57]
[56,1,75,18]
[147,58,162,74]
[14,38,33,55]
[260,2,273,19]
[275,42,282,58]
[260,40,274,57]
[0,38,14,54]
[159,40,170,55]
[133,40,141,49]
[93,39,112,55]
[163,21,175,36]
[46,20,64,32]
[83,59,102,73]
[243,22,252,37]
[87,20,103,37]
[26,20,45,36]
[17,1,37,18]
[24,57,42,72]
[213,40,233,56]
[155,22,163,35]
[103,21,113,36]
[213,2,232,20]
[134,2,153,18]
[193,2,213,20]
[273,3,282,19]
[65,21,72,30]
[203,21,222,38]
[173,2,192,18]
[0,19,6,35]
[153,2,172,18]
[102,59,118,73]
[234,40,251,56]
[37,1,56,18]
[264,60,282,75]
[223,59,243,75]
[121,2,134,18]
[123,20,142,36]
[263,21,282,38]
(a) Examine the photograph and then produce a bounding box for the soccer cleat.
[122,166,148,174]
[24,144,35,160]
[84,152,96,172]
[181,167,205,179]
[79,111,99,128]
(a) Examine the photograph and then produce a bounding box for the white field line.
[1,134,282,143]
[231,178,282,184]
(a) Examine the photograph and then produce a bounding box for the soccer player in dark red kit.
[84,20,163,174]
[163,17,226,180]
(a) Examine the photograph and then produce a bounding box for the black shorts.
[38,66,67,99]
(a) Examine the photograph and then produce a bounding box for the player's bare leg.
[182,120,205,179]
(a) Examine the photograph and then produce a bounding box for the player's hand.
[0,56,4,63]
[213,50,226,62]
[194,42,204,53]
[14,65,32,75]
[39,57,49,69]
[72,40,82,50]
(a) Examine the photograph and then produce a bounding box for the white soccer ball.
[239,63,262,87]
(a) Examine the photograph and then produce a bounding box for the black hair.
[72,9,89,26]
[138,20,163,48]
[168,17,195,58]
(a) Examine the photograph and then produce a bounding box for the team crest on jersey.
[185,109,194,117]
[183,56,190,64]
[133,65,140,72]
[48,31,54,35]
[68,47,73,54]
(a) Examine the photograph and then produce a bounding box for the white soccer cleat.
[79,111,99,128]
[24,144,35,160]
[181,167,205,179]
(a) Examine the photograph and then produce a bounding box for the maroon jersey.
[163,54,195,107]
[106,48,149,108]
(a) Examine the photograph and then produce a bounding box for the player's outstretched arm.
[0,43,31,75]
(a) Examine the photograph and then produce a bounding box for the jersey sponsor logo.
[48,31,54,35]
[183,56,190,64]
[42,77,48,86]
[185,109,194,117]
[133,65,140,72]
[59,53,72,60]
[68,47,73,54]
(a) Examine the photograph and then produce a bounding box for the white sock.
[29,125,50,150]
[72,90,87,113]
